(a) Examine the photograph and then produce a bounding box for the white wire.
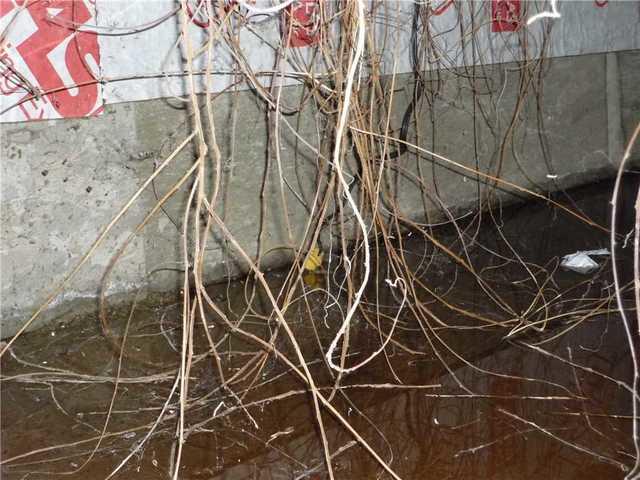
[324,0,371,373]
[237,0,295,15]
[527,0,561,25]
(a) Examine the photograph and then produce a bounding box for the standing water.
[1,177,637,479]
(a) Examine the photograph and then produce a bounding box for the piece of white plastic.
[560,248,610,274]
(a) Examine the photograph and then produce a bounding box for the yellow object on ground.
[303,246,324,272]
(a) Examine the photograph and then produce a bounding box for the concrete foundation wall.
[1,50,638,337]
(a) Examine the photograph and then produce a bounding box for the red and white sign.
[1,0,638,123]
[0,0,102,123]
[282,0,320,48]
[491,0,521,32]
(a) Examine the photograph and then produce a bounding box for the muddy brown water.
[2,177,638,479]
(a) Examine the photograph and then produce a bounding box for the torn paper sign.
[0,0,103,123]
[560,249,610,274]
[2,1,640,122]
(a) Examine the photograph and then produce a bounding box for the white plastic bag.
[560,249,609,274]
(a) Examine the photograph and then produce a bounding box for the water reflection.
[1,179,636,479]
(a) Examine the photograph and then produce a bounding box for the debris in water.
[303,245,324,272]
[560,248,610,274]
